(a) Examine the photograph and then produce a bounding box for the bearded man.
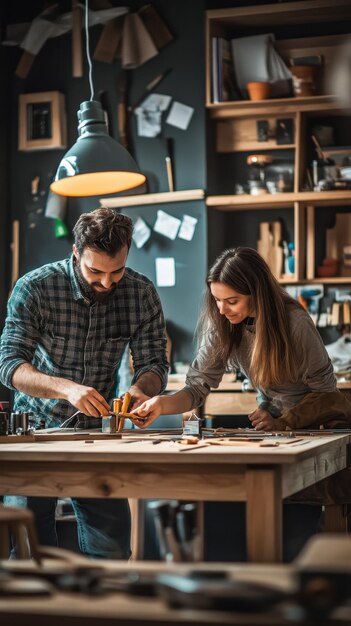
[0,207,168,559]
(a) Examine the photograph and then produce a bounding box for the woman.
[133,247,351,430]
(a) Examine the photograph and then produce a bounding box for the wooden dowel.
[165,156,174,192]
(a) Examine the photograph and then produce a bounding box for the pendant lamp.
[50,1,145,197]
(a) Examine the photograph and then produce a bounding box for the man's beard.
[74,259,117,303]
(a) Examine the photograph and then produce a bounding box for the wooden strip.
[0,462,246,501]
[93,16,124,63]
[294,201,305,281]
[100,189,205,208]
[129,498,144,560]
[206,191,351,209]
[10,220,20,289]
[138,4,173,50]
[306,205,315,280]
[72,0,83,78]
[15,51,36,79]
[208,96,341,119]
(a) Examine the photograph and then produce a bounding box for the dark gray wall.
[0,0,207,364]
[0,29,11,400]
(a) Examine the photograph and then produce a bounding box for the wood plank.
[93,15,124,63]
[100,189,205,208]
[306,205,315,280]
[281,438,348,498]
[216,117,295,153]
[294,201,305,281]
[204,391,257,415]
[0,462,247,501]
[208,96,341,119]
[10,220,20,289]
[166,374,351,391]
[207,1,351,25]
[72,0,83,78]
[206,191,351,209]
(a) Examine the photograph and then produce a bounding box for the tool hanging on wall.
[10,220,20,289]
[257,221,284,279]
[165,138,174,192]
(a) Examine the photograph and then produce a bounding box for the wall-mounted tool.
[10,220,20,290]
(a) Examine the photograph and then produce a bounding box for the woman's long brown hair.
[197,247,302,388]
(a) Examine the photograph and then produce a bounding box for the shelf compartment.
[216,115,296,153]
[206,1,351,106]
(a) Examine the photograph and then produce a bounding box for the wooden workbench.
[166,374,351,416]
[0,434,349,563]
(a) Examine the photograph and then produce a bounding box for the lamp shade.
[50,100,145,197]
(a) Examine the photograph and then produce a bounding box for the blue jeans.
[4,496,131,559]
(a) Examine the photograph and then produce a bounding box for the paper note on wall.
[155,257,176,287]
[135,107,162,137]
[141,93,172,111]
[178,214,198,241]
[132,217,151,249]
[166,101,194,130]
[153,209,181,239]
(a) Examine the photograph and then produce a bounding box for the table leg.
[324,504,349,533]
[129,499,145,560]
[246,467,282,563]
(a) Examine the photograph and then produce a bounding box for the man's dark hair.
[73,207,133,256]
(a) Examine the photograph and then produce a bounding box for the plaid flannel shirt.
[0,257,168,427]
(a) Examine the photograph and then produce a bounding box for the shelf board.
[304,277,351,284]
[207,0,351,27]
[206,191,351,210]
[322,146,351,158]
[220,143,295,153]
[100,189,205,208]
[278,277,351,285]
[207,95,342,118]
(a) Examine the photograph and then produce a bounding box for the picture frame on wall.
[18,91,67,151]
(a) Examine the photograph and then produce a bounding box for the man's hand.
[248,408,276,431]
[66,383,110,417]
[130,396,164,429]
[127,385,151,411]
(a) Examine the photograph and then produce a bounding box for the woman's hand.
[130,396,165,429]
[248,408,276,431]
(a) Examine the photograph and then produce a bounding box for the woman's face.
[210,282,254,324]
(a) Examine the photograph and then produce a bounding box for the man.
[0,207,168,558]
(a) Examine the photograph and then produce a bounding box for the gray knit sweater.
[183,305,336,417]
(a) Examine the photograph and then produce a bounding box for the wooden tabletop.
[166,373,351,391]
[0,433,348,465]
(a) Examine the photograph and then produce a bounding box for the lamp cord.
[85,0,94,101]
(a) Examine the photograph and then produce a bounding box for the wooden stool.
[0,504,41,563]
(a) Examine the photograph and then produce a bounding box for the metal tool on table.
[9,411,34,436]
[182,412,203,437]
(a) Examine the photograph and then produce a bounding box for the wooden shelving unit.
[205,0,351,284]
